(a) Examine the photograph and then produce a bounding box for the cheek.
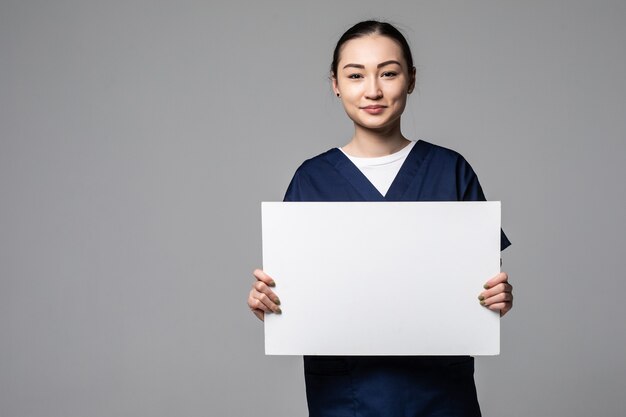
[342,92,362,109]
[341,85,360,99]
[391,89,409,106]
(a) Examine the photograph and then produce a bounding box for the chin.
[358,122,394,131]
[355,115,397,129]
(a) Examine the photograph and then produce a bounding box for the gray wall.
[1,1,625,416]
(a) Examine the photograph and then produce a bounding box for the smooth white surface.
[262,202,501,356]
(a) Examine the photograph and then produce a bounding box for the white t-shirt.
[338,140,416,197]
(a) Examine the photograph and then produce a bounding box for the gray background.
[1,1,625,416]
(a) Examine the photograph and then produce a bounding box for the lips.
[361,105,386,115]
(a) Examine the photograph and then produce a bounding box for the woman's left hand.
[478,272,513,317]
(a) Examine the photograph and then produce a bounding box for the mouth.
[361,105,387,115]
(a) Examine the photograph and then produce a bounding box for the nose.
[364,76,382,100]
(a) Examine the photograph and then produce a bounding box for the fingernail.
[269,281,276,287]
[274,298,281,305]
[480,300,486,306]
[276,307,282,314]
[478,295,484,301]
[483,284,490,289]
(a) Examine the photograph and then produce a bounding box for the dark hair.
[330,20,414,79]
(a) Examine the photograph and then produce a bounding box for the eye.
[347,73,363,79]
[382,71,397,78]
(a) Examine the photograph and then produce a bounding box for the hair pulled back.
[330,20,414,79]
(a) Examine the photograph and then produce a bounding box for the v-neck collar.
[324,140,432,201]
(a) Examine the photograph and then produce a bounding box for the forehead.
[338,35,405,68]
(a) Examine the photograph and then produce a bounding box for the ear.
[331,74,339,96]
[407,66,417,94]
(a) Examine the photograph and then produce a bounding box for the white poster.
[262,202,501,356]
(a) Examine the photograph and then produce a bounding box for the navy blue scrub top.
[282,140,511,417]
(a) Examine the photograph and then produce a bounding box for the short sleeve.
[283,167,309,202]
[456,156,512,251]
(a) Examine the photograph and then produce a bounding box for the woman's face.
[333,34,415,132]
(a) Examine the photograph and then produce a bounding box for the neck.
[342,121,410,157]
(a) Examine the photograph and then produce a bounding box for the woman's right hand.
[248,269,282,322]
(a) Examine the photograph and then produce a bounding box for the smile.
[361,106,386,114]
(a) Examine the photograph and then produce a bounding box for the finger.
[479,282,513,300]
[481,292,513,306]
[500,303,512,317]
[253,281,281,305]
[253,268,276,287]
[252,308,265,322]
[249,288,281,314]
[486,302,509,312]
[255,291,282,314]
[483,271,509,289]
[248,294,271,313]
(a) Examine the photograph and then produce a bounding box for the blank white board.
[262,202,501,356]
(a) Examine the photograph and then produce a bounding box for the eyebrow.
[342,60,403,70]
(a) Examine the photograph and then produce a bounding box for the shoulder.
[414,140,477,178]
[291,147,342,178]
[293,141,472,169]
[292,140,473,175]
[283,148,342,201]
[419,139,468,164]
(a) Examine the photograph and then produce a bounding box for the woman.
[247,20,513,417]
